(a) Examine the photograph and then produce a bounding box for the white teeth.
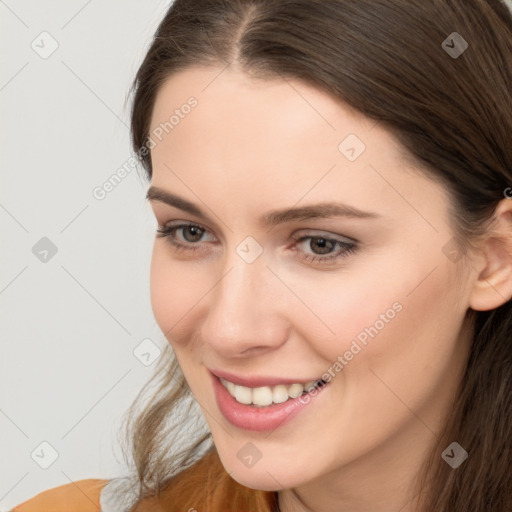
[252,386,273,406]
[225,380,236,395]
[220,377,324,406]
[304,381,316,392]
[234,384,252,405]
[272,385,289,404]
[288,383,304,398]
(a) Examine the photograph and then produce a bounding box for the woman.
[13,0,512,511]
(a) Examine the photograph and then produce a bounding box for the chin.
[228,469,289,492]
[218,451,309,491]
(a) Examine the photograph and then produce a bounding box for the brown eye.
[308,237,336,255]
[155,223,216,253]
[181,225,205,243]
[292,233,358,265]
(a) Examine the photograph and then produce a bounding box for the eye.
[155,222,216,253]
[155,222,358,265]
[291,233,358,265]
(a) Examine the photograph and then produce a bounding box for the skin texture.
[146,66,512,512]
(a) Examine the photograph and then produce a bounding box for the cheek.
[335,262,467,419]
[278,261,408,367]
[149,244,204,344]
[295,252,466,390]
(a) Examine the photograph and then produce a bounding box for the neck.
[276,421,437,512]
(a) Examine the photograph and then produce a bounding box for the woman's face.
[147,66,476,492]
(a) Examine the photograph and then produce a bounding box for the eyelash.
[155,223,358,264]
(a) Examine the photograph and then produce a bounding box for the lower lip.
[211,373,329,432]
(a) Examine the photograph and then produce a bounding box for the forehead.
[148,66,449,228]
[150,65,376,154]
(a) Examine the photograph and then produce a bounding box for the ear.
[469,197,512,311]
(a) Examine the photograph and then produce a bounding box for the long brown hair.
[122,1,512,510]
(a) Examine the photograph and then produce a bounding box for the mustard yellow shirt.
[11,479,109,512]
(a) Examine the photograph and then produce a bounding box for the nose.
[200,249,289,358]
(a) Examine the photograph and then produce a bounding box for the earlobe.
[468,198,512,312]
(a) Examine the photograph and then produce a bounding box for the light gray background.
[2,0,512,510]
[1,1,173,509]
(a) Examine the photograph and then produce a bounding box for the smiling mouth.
[219,377,327,407]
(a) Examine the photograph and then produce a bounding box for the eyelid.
[157,222,358,246]
[151,204,225,239]
[290,229,358,245]
[159,223,356,245]
[159,220,217,239]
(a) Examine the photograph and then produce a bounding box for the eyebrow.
[146,186,381,226]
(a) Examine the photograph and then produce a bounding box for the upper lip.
[209,368,322,388]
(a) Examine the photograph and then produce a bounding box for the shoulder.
[11,479,109,512]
